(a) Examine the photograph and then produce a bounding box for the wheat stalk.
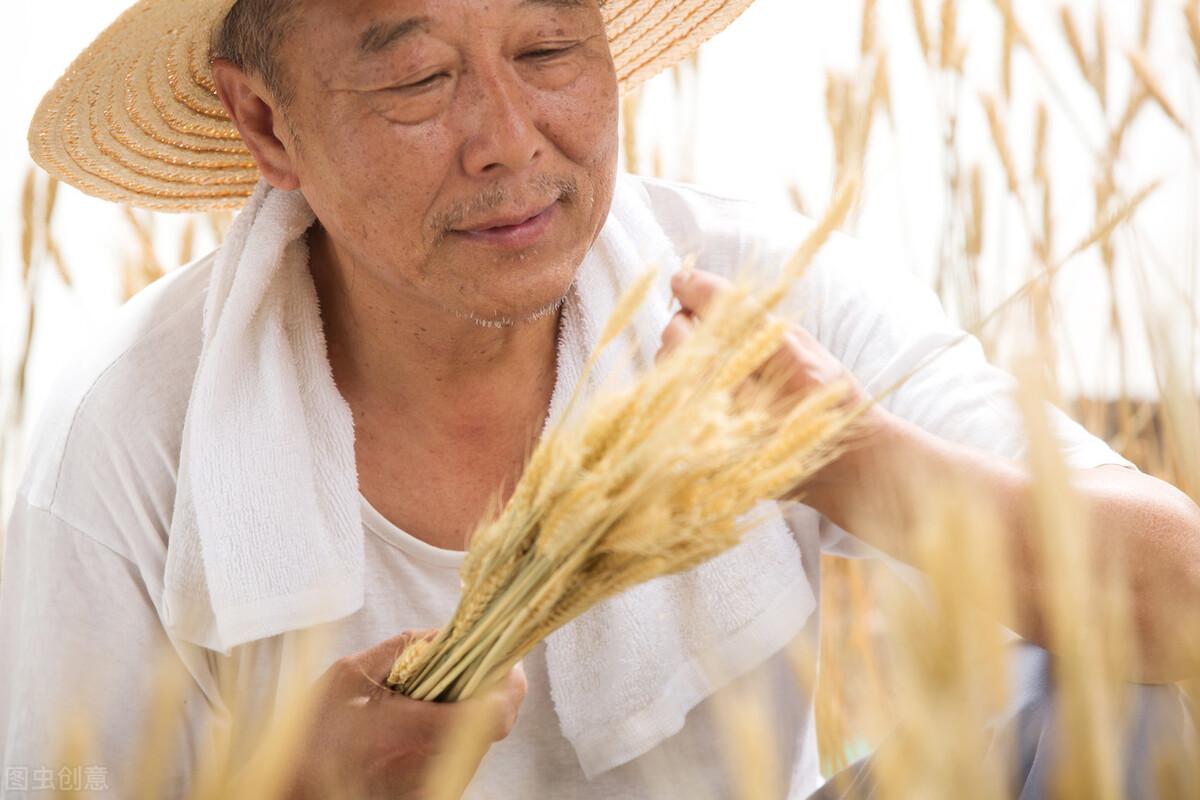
[911,0,933,62]
[621,90,641,175]
[1094,10,1109,109]
[939,0,958,72]
[20,169,35,282]
[1067,180,1161,262]
[1126,48,1187,133]
[982,94,1021,196]
[1033,103,1049,184]
[1060,6,1090,82]
[966,165,985,259]
[42,177,70,287]
[1187,2,1200,71]
[1109,86,1149,158]
[1139,0,1155,50]
[861,0,877,58]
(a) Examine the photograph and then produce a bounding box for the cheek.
[564,79,620,231]
[303,120,454,243]
[543,76,619,168]
[324,120,447,198]
[528,72,619,242]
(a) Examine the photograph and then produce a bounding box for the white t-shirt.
[0,174,1134,799]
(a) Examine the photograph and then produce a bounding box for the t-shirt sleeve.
[0,496,212,797]
[807,236,1132,468]
[753,210,1136,558]
[644,177,1132,473]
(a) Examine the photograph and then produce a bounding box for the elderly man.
[3,0,1199,797]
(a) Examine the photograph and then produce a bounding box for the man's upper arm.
[0,497,211,796]
[782,221,1134,556]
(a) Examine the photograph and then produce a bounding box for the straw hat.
[27,0,755,213]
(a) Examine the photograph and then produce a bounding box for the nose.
[460,64,544,177]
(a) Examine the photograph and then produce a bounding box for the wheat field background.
[1,0,1199,797]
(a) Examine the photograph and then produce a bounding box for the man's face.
[280,0,619,326]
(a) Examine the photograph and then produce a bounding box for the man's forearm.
[799,407,1200,682]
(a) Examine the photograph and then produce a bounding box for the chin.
[461,257,578,328]
[453,289,570,330]
[460,293,568,328]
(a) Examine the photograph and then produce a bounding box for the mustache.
[429,173,579,236]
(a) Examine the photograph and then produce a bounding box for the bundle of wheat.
[386,183,869,702]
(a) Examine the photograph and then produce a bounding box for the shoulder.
[626,173,822,280]
[18,250,215,555]
[625,173,932,345]
[625,172,898,297]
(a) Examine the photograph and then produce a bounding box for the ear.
[210,58,301,191]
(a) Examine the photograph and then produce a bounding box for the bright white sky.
[2,0,1197,476]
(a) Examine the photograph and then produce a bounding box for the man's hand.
[658,268,872,406]
[285,630,528,800]
[658,267,889,504]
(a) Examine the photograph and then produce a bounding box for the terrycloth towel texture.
[543,175,816,778]
[162,181,361,653]
[160,173,817,776]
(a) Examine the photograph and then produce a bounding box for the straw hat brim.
[28,0,755,213]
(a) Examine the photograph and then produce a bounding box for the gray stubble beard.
[453,290,569,329]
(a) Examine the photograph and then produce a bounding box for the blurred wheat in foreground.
[5,1,1200,798]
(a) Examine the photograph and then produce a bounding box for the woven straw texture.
[27,0,755,212]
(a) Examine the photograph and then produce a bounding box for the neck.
[307,225,562,439]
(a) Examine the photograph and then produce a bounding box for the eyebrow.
[357,17,431,57]
[356,0,588,58]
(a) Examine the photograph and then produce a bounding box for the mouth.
[451,201,559,249]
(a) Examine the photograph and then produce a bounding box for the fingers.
[348,628,441,691]
[659,268,730,363]
[477,661,528,741]
[670,268,731,317]
[657,310,696,362]
[500,661,528,734]
[305,635,526,798]
[400,661,527,745]
[502,660,528,706]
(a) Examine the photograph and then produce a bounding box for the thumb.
[355,628,440,688]
[670,268,730,317]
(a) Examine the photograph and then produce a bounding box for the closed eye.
[391,73,449,92]
[522,44,577,60]
[388,44,578,91]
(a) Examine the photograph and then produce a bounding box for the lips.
[459,202,556,232]
[451,201,558,250]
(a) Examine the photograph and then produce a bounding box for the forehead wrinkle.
[354,0,590,59]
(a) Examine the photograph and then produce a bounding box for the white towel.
[161,172,817,776]
[163,181,362,653]
[541,174,817,778]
